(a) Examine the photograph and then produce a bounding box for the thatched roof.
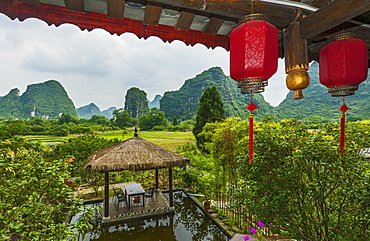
[83,136,188,172]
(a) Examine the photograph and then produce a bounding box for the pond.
[72,191,230,241]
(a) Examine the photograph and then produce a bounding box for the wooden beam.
[104,172,110,218]
[169,167,173,207]
[204,17,224,35]
[176,11,194,30]
[283,22,310,99]
[155,169,159,189]
[145,0,294,28]
[143,4,163,25]
[284,22,308,72]
[65,0,84,12]
[300,0,370,39]
[107,0,125,19]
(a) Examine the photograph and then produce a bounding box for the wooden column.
[155,169,159,189]
[169,167,173,207]
[104,172,109,218]
[283,21,310,99]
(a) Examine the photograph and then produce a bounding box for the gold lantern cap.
[238,13,268,25]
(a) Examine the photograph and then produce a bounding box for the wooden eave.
[1,0,370,65]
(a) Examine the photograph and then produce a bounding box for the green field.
[25,130,195,152]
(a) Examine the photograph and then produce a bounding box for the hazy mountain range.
[1,62,370,122]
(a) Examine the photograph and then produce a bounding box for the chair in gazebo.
[116,191,128,210]
[145,187,155,203]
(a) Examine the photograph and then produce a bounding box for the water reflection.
[77,191,229,241]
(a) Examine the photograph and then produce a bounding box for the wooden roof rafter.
[1,0,370,65]
[1,0,230,49]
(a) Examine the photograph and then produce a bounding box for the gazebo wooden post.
[104,172,109,218]
[169,167,173,207]
[155,168,159,189]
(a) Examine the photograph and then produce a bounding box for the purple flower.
[257,221,265,227]
[243,235,250,241]
[250,227,257,234]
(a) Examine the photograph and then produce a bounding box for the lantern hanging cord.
[250,0,260,14]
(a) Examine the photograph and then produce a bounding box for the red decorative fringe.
[249,113,254,165]
[340,113,345,155]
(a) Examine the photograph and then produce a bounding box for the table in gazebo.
[125,183,146,209]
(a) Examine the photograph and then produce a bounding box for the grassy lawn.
[25,130,195,152]
[98,130,195,152]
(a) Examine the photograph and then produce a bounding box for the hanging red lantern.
[230,13,278,94]
[319,33,368,154]
[320,34,368,97]
[230,14,278,164]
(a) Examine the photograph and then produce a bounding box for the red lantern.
[319,35,368,96]
[230,14,278,94]
[319,34,368,154]
[229,14,278,164]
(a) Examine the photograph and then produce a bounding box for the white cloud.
[0,13,288,111]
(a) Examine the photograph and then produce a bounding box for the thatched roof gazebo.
[83,130,188,219]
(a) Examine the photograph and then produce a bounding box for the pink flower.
[243,235,250,240]
[257,221,265,227]
[250,227,257,234]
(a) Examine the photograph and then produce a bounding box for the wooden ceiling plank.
[176,11,195,30]
[204,17,224,35]
[107,0,125,19]
[146,0,294,28]
[300,0,370,39]
[143,4,163,25]
[64,0,84,12]
[18,0,40,4]
[311,0,329,8]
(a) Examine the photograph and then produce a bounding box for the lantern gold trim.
[237,77,268,93]
[330,32,356,42]
[285,63,309,74]
[328,84,358,97]
[237,13,268,25]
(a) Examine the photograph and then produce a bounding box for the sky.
[0,13,289,111]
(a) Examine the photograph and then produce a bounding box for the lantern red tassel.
[319,33,368,154]
[249,113,254,165]
[339,113,345,154]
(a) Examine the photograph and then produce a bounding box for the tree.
[112,108,136,129]
[0,137,94,240]
[172,116,179,126]
[51,134,120,177]
[138,108,168,130]
[89,115,111,126]
[193,86,225,150]
[236,120,370,240]
[58,113,79,125]
[202,117,248,191]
